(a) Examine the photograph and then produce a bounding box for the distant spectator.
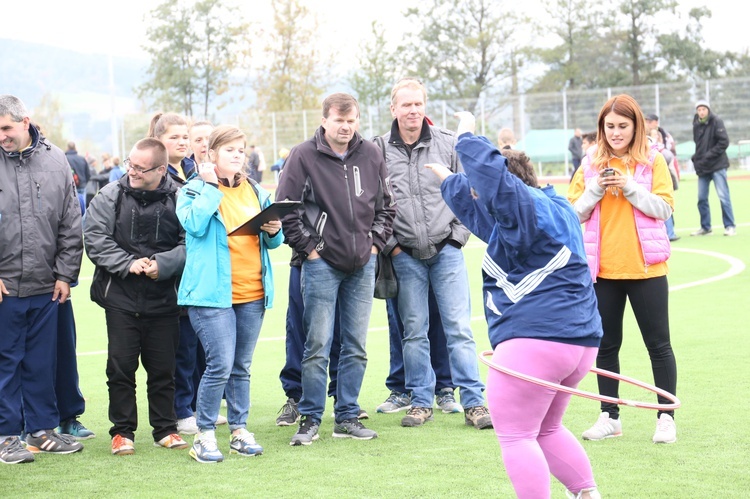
[568,128,583,176]
[497,128,516,150]
[65,141,90,197]
[108,156,125,183]
[690,100,736,237]
[247,145,261,183]
[85,156,99,207]
[271,147,290,184]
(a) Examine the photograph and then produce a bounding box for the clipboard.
[228,200,302,236]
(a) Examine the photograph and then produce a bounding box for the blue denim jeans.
[664,215,676,239]
[189,300,265,432]
[299,255,376,423]
[697,169,735,230]
[391,245,485,408]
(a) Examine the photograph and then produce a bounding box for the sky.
[2,0,747,62]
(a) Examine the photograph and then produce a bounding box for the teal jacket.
[176,175,283,309]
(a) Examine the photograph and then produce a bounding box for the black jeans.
[105,310,180,441]
[594,276,677,419]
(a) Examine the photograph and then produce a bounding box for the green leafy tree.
[348,21,400,109]
[657,7,736,81]
[32,93,66,149]
[138,0,197,115]
[401,0,516,109]
[138,0,251,117]
[193,0,252,117]
[253,0,329,113]
[616,0,677,86]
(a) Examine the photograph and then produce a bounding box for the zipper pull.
[35,181,41,199]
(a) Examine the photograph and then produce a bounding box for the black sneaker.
[290,416,320,446]
[276,398,301,426]
[401,406,434,427]
[26,430,83,454]
[0,436,35,464]
[332,418,378,440]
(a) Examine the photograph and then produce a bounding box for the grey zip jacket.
[382,119,470,258]
[0,125,83,297]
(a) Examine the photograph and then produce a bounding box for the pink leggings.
[486,338,598,498]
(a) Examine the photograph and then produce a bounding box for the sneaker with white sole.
[26,430,83,454]
[435,388,464,414]
[154,433,189,449]
[690,228,712,236]
[582,412,623,440]
[111,435,134,455]
[276,398,301,426]
[58,418,96,440]
[290,416,320,446]
[565,487,602,499]
[190,431,223,463]
[724,226,737,237]
[652,413,677,444]
[177,416,199,435]
[215,414,228,425]
[376,391,412,414]
[0,436,35,464]
[230,429,263,456]
[332,418,378,440]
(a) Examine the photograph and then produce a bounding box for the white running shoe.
[582,412,622,440]
[177,416,199,435]
[652,413,677,444]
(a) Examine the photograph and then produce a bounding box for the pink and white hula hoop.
[479,350,681,411]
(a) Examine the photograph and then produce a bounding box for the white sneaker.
[215,415,228,426]
[566,487,601,499]
[653,413,677,444]
[582,412,622,440]
[177,416,199,435]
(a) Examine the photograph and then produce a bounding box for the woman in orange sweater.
[568,94,678,444]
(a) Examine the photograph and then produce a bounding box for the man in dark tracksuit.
[0,95,84,464]
[84,138,188,455]
[277,93,394,446]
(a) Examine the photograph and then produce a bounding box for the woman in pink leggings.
[429,113,603,498]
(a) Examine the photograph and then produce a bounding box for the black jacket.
[84,174,185,315]
[692,112,730,176]
[65,150,90,186]
[276,127,395,273]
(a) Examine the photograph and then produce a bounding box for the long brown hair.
[593,94,650,169]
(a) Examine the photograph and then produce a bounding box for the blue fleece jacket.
[441,134,602,349]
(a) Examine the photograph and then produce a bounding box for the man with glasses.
[0,95,84,464]
[84,138,189,456]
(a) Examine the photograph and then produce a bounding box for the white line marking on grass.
[669,247,745,292]
[75,245,742,356]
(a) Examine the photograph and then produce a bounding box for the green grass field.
[2,173,749,497]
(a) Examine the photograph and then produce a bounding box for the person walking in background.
[277,93,394,446]
[568,94,678,444]
[569,128,583,176]
[0,95,84,464]
[690,100,736,237]
[85,138,189,456]
[271,147,289,184]
[430,111,603,499]
[178,125,283,463]
[646,114,680,241]
[382,77,491,430]
[65,141,90,198]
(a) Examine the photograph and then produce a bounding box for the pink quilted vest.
[581,152,671,282]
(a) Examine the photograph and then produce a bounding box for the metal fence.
[212,76,750,179]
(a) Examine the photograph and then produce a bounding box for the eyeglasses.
[124,158,163,174]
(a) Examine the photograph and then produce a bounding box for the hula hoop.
[479,350,680,411]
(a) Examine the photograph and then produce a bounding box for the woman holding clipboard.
[176,125,283,463]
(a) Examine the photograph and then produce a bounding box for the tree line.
[138,0,750,118]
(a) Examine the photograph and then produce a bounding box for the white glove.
[454,111,476,136]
